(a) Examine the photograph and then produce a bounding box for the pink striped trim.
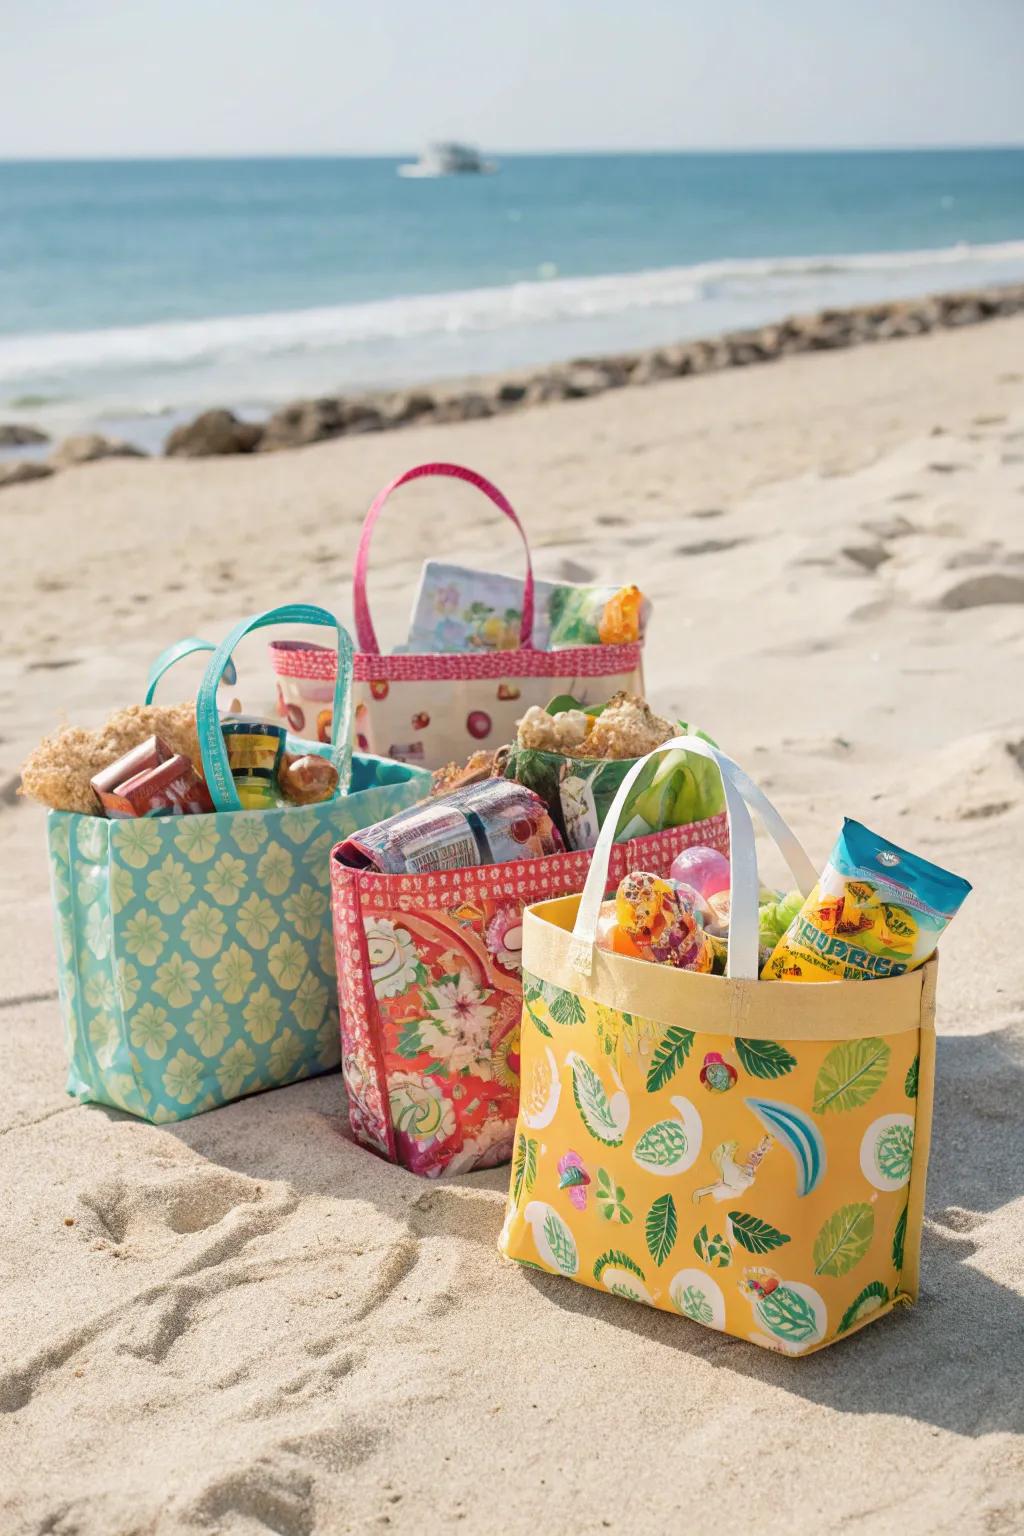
[352,642,642,683]
[330,814,728,904]
[269,640,336,680]
[271,637,643,683]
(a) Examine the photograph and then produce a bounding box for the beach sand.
[1,317,1023,1534]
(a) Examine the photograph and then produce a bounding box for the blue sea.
[1,150,1023,447]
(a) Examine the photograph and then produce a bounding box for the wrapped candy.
[596,871,714,973]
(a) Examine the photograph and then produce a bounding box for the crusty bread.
[20,703,202,814]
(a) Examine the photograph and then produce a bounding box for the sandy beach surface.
[2,317,1023,1535]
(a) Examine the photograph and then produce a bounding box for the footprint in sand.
[936,573,1024,610]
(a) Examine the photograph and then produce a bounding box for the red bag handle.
[352,462,535,655]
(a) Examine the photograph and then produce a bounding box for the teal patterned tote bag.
[47,604,431,1124]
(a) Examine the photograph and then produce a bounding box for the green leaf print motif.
[734,1038,797,1080]
[813,1203,875,1277]
[570,1055,624,1146]
[904,1056,919,1099]
[876,1121,914,1183]
[812,1038,891,1114]
[838,1281,890,1334]
[543,1209,577,1275]
[727,1211,791,1255]
[548,988,586,1027]
[395,1022,425,1059]
[512,1133,538,1204]
[645,1026,695,1092]
[593,1249,646,1283]
[693,1226,732,1268]
[645,1193,678,1266]
[757,1286,819,1344]
[523,1000,552,1039]
[680,1286,714,1326]
[633,1120,687,1170]
[892,1204,908,1272]
[596,1168,632,1224]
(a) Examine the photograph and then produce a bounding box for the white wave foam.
[3,237,1024,390]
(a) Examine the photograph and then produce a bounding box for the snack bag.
[762,819,971,983]
[407,560,651,654]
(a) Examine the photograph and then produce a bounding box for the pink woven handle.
[352,462,536,655]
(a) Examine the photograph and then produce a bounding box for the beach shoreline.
[1,314,1023,1534]
[3,280,1024,467]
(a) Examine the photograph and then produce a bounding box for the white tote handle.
[568,735,818,982]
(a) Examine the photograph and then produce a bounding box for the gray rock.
[725,332,769,366]
[51,433,147,467]
[0,423,49,446]
[562,365,615,398]
[494,379,528,405]
[380,389,436,426]
[627,351,679,385]
[165,411,261,457]
[258,396,381,452]
[429,391,495,423]
[523,374,575,405]
[0,460,55,489]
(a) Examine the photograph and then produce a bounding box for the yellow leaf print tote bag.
[500,737,936,1355]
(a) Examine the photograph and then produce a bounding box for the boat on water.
[397,142,497,178]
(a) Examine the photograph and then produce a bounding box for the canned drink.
[220,715,286,810]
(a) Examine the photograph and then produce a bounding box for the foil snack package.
[762,818,971,982]
[335,779,563,874]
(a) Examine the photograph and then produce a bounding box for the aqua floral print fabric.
[48,758,428,1123]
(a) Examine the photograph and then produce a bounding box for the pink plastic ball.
[670,844,731,899]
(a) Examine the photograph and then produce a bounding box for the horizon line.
[2,141,1024,165]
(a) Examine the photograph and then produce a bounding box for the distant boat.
[398,142,497,178]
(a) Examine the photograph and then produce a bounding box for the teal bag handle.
[145,638,237,704]
[196,604,354,812]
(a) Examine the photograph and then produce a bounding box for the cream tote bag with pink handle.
[349,463,645,769]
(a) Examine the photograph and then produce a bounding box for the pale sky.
[3,0,1024,158]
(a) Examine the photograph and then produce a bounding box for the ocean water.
[1,149,1023,447]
